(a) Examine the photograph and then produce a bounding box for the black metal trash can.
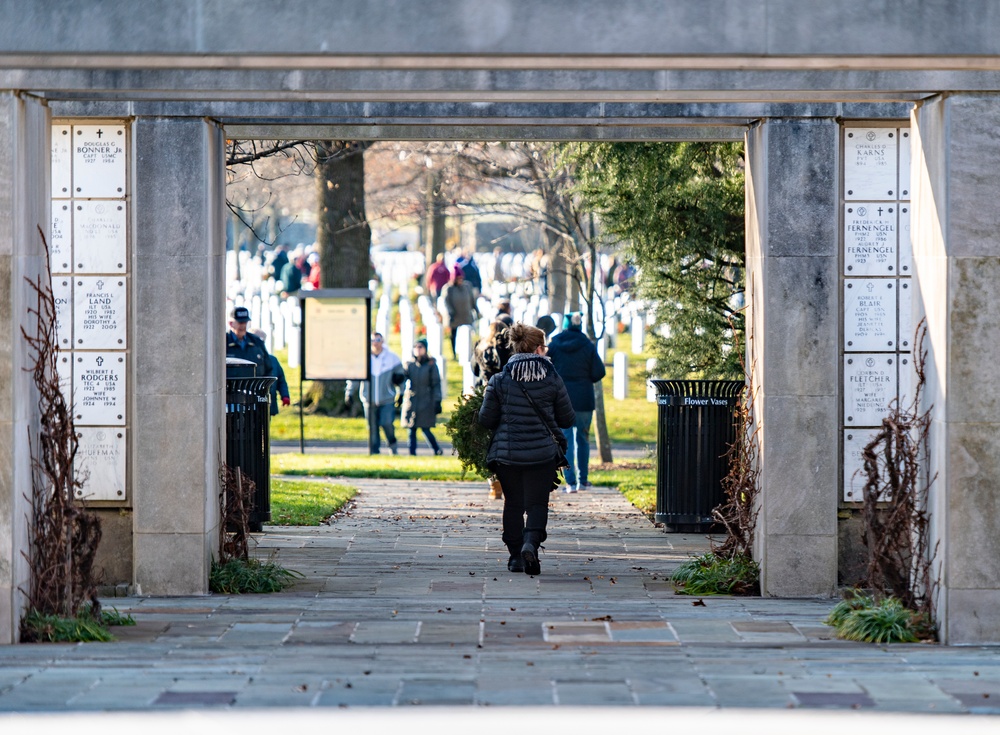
[649,380,745,533]
[226,358,276,532]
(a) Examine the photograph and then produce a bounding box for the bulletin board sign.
[300,289,371,381]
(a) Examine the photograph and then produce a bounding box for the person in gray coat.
[401,339,443,455]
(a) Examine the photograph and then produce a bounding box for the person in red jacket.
[426,253,451,298]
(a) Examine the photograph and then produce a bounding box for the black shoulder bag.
[512,380,569,469]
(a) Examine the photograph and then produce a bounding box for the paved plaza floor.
[1,477,999,729]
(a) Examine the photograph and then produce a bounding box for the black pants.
[495,461,558,552]
[408,427,440,454]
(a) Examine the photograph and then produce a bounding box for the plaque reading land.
[898,128,911,199]
[73,353,126,426]
[74,276,127,348]
[844,203,897,276]
[75,427,126,501]
[898,206,912,275]
[843,428,881,502]
[51,203,72,273]
[52,277,72,348]
[844,354,897,427]
[898,280,913,352]
[844,279,896,351]
[74,201,126,273]
[72,125,126,198]
[51,125,72,197]
[844,128,898,200]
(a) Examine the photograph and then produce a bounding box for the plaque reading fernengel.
[844,128,898,200]
[898,128,911,199]
[844,203,897,276]
[898,206,912,275]
[844,354,897,427]
[51,203,72,273]
[844,279,896,351]
[74,276,127,349]
[74,201,126,273]
[843,428,881,502]
[73,125,126,198]
[75,427,125,501]
[302,291,370,380]
[73,353,126,426]
[52,277,72,348]
[51,125,72,197]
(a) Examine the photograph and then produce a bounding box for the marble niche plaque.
[898,280,913,352]
[51,203,72,273]
[843,428,881,502]
[52,277,73,349]
[844,203,897,276]
[844,128,898,200]
[51,124,72,198]
[74,201,126,273]
[898,206,912,276]
[898,129,911,199]
[73,353,126,426]
[75,427,126,501]
[74,276,127,349]
[844,279,896,351]
[72,125,126,198]
[56,353,72,397]
[844,354,898,427]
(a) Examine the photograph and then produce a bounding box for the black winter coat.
[545,328,606,411]
[477,354,575,469]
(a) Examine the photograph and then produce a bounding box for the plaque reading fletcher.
[843,428,881,502]
[51,203,71,273]
[53,277,72,348]
[844,279,896,351]
[74,276,127,349]
[844,128,898,200]
[72,125,126,198]
[74,201,126,273]
[51,125,72,197]
[73,353,126,426]
[75,427,125,501]
[844,203,897,276]
[844,354,897,427]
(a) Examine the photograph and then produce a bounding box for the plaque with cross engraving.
[844,203,897,276]
[74,276,127,349]
[51,125,72,198]
[898,206,912,276]
[51,202,72,273]
[74,201,126,273]
[844,354,897,427]
[898,280,913,352]
[844,279,896,351]
[843,428,881,502]
[898,128,911,200]
[75,427,126,501]
[52,276,72,349]
[845,128,898,200]
[73,352,126,426]
[72,125,126,198]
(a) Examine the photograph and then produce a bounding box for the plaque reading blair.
[898,206,912,275]
[844,128,898,200]
[73,353,126,426]
[72,125,126,198]
[898,280,912,352]
[843,428,881,502]
[844,354,897,427]
[74,276,127,349]
[51,203,71,273]
[52,277,72,348]
[51,125,72,197]
[844,203,897,276]
[75,427,126,501]
[898,129,911,199]
[844,279,896,351]
[74,201,126,273]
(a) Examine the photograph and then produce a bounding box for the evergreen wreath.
[444,384,493,479]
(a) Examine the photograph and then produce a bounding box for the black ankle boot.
[520,540,541,576]
[507,545,524,573]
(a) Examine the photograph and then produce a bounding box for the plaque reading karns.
[74,201,126,273]
[844,354,897,427]
[845,128,898,200]
[898,129,911,199]
[844,203,897,276]
[75,427,125,501]
[51,125,72,197]
[52,277,72,348]
[898,206,912,275]
[844,279,896,351]
[74,276,126,348]
[51,203,72,273]
[73,353,126,426]
[843,428,881,502]
[73,125,126,198]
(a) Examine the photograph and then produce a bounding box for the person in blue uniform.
[226,305,272,380]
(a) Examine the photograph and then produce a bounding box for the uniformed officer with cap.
[226,305,272,379]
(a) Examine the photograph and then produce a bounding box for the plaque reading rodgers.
[844,203,897,276]
[844,128,898,200]
[52,277,72,348]
[843,428,881,502]
[74,276,127,349]
[73,353,126,426]
[74,201,126,273]
[844,354,897,427]
[844,279,896,351]
[51,203,72,273]
[51,124,72,197]
[898,129,911,199]
[73,125,126,198]
[75,427,126,501]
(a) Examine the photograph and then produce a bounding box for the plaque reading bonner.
[844,128,898,200]
[73,353,126,426]
[73,125,126,198]
[74,276,127,349]
[74,201,126,273]
[844,203,897,276]
[844,354,897,427]
[844,279,896,351]
[75,427,125,501]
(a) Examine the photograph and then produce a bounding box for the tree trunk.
[424,170,447,274]
[584,227,613,464]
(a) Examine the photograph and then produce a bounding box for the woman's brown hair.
[506,323,546,354]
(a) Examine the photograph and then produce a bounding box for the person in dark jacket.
[226,305,272,381]
[472,319,513,387]
[477,323,575,576]
[546,312,607,493]
[253,330,290,416]
[401,339,443,455]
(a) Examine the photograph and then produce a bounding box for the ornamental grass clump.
[209,556,302,594]
[671,552,760,596]
[824,590,932,644]
[20,605,134,644]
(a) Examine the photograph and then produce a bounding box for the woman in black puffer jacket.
[477,323,575,575]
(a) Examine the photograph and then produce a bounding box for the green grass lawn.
[269,478,357,525]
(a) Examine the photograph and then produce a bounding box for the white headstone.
[613,351,628,400]
[286,323,300,369]
[631,314,645,354]
[646,357,658,402]
[463,362,476,395]
[455,325,474,365]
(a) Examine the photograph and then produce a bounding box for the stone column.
[132,118,225,595]
[745,118,840,598]
[0,93,50,643]
[912,94,1000,644]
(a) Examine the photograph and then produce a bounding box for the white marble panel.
[50,203,72,273]
[52,276,73,349]
[51,124,72,198]
[73,276,127,349]
[898,128,911,199]
[898,279,913,352]
[74,201,126,273]
[73,352,126,426]
[844,278,896,351]
[898,205,912,276]
[898,352,916,410]
[75,427,126,501]
[56,352,72,398]
[844,353,898,427]
[844,203,897,276]
[843,428,881,502]
[844,127,898,200]
[72,124,126,198]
